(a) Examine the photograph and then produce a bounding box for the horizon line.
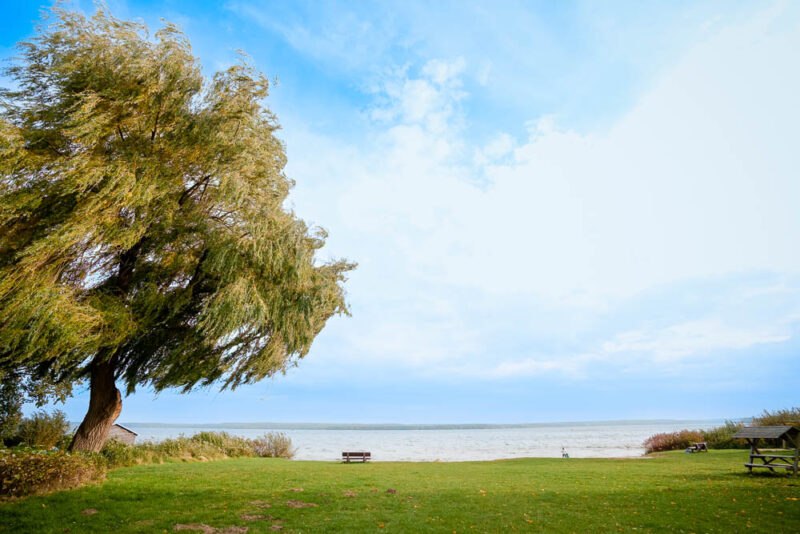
[108,417,740,430]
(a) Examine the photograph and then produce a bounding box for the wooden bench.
[745,462,796,472]
[745,453,798,473]
[342,451,371,463]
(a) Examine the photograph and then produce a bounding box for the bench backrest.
[342,451,371,459]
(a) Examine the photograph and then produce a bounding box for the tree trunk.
[69,357,122,452]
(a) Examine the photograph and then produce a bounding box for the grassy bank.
[1,450,798,532]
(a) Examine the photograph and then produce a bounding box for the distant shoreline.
[110,418,736,431]
[98,419,737,461]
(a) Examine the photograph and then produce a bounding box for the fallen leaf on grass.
[289,488,304,492]
[248,500,271,508]
[343,490,358,497]
[386,489,397,494]
[81,509,98,516]
[286,500,318,509]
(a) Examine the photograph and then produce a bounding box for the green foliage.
[0,372,23,443]
[1,452,798,531]
[643,421,750,453]
[753,407,800,426]
[16,410,69,449]
[99,431,293,468]
[0,7,353,407]
[702,420,746,449]
[251,431,296,458]
[98,439,145,468]
[0,449,106,498]
[643,429,705,454]
[190,431,255,458]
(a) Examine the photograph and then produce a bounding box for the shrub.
[99,431,294,469]
[157,435,222,461]
[251,432,296,459]
[643,429,704,454]
[702,421,747,449]
[16,411,69,449]
[55,433,74,451]
[0,373,23,444]
[0,449,106,498]
[100,439,151,468]
[191,431,255,458]
[753,407,800,426]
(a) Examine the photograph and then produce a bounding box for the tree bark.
[69,240,142,453]
[69,356,122,452]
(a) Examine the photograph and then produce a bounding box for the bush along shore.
[1,431,295,498]
[643,407,800,454]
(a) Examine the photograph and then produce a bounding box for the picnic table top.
[733,426,797,440]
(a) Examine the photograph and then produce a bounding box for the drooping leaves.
[0,8,354,398]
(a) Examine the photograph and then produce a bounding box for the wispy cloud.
[280,3,800,388]
[601,319,791,363]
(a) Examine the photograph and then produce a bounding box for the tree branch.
[150,105,161,142]
[178,175,212,206]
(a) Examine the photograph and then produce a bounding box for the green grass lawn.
[1,450,798,533]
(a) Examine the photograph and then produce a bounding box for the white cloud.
[601,319,791,364]
[282,3,800,381]
[355,3,800,302]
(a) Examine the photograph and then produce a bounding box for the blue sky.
[5,1,800,423]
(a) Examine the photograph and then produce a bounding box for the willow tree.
[0,9,353,452]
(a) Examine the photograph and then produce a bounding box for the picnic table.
[733,426,799,475]
[685,442,708,453]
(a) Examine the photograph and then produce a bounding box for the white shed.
[107,423,138,445]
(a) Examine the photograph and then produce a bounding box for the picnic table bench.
[744,453,799,473]
[342,451,371,463]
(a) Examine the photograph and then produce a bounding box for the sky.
[3,0,800,424]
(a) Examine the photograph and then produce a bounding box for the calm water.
[118,420,723,461]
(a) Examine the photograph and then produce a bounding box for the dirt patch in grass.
[285,500,318,509]
[240,514,269,521]
[174,524,216,533]
[174,524,249,533]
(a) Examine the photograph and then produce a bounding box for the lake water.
[117,420,724,462]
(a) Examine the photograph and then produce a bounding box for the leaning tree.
[0,9,353,452]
